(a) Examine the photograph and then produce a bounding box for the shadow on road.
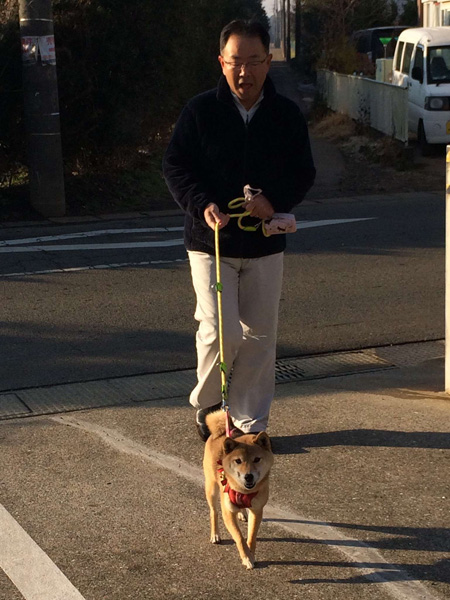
[258,519,449,583]
[271,429,450,454]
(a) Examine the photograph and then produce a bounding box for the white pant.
[188,251,284,433]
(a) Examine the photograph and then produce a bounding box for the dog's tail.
[205,410,226,439]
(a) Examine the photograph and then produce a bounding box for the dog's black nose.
[244,474,254,483]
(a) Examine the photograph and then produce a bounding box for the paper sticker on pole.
[21,36,38,64]
[21,35,56,65]
[39,35,56,64]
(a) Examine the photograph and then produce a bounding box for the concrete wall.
[317,69,409,143]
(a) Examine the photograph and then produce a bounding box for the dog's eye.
[235,458,242,464]
[254,457,261,463]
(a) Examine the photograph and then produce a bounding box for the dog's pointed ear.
[254,431,272,451]
[224,437,238,454]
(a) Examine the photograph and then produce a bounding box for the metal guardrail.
[317,69,409,143]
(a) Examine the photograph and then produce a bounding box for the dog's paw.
[210,534,221,544]
[238,509,248,522]
[242,555,255,570]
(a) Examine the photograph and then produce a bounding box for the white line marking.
[0,219,372,248]
[0,239,185,253]
[263,507,438,597]
[297,218,375,229]
[1,258,189,278]
[0,503,86,600]
[52,415,442,600]
[0,218,375,256]
[0,218,376,275]
[0,227,184,247]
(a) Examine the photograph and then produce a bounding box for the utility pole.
[282,0,286,59]
[19,0,65,217]
[286,0,291,62]
[273,0,281,48]
[295,0,301,65]
[446,145,450,393]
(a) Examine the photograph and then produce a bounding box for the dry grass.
[311,112,359,142]
[310,109,444,196]
[312,111,413,169]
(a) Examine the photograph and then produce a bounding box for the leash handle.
[227,198,258,232]
[228,186,296,237]
[227,188,271,236]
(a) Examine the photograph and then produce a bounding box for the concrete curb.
[0,340,445,421]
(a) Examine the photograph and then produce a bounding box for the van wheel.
[418,121,432,156]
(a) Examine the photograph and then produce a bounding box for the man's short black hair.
[220,20,270,55]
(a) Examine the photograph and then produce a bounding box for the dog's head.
[221,432,274,491]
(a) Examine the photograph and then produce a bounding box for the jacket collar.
[216,74,276,109]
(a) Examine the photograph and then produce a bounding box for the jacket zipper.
[240,116,250,256]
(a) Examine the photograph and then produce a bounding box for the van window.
[402,43,414,74]
[395,41,404,70]
[413,46,424,70]
[428,46,450,83]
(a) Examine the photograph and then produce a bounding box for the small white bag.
[263,213,297,235]
[243,184,297,236]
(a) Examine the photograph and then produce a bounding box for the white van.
[392,27,450,154]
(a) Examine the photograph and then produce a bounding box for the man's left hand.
[245,194,275,220]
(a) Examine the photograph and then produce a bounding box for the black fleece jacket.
[163,75,316,258]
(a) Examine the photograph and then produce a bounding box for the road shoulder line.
[0,503,86,600]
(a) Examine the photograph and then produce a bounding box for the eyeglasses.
[222,58,268,71]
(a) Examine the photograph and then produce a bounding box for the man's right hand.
[204,203,230,230]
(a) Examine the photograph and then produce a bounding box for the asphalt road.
[0,190,444,391]
[1,356,448,600]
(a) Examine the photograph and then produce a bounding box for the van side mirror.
[411,66,423,83]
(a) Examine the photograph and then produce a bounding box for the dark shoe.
[195,402,222,442]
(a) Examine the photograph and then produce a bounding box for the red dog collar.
[217,461,258,508]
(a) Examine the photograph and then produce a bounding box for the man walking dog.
[163,19,316,440]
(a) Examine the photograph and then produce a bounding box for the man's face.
[218,34,272,110]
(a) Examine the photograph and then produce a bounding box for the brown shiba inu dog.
[203,410,274,569]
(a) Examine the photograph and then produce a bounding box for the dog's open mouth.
[244,482,256,490]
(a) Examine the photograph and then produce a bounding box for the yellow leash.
[214,222,234,437]
[214,221,228,410]
[227,197,270,236]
